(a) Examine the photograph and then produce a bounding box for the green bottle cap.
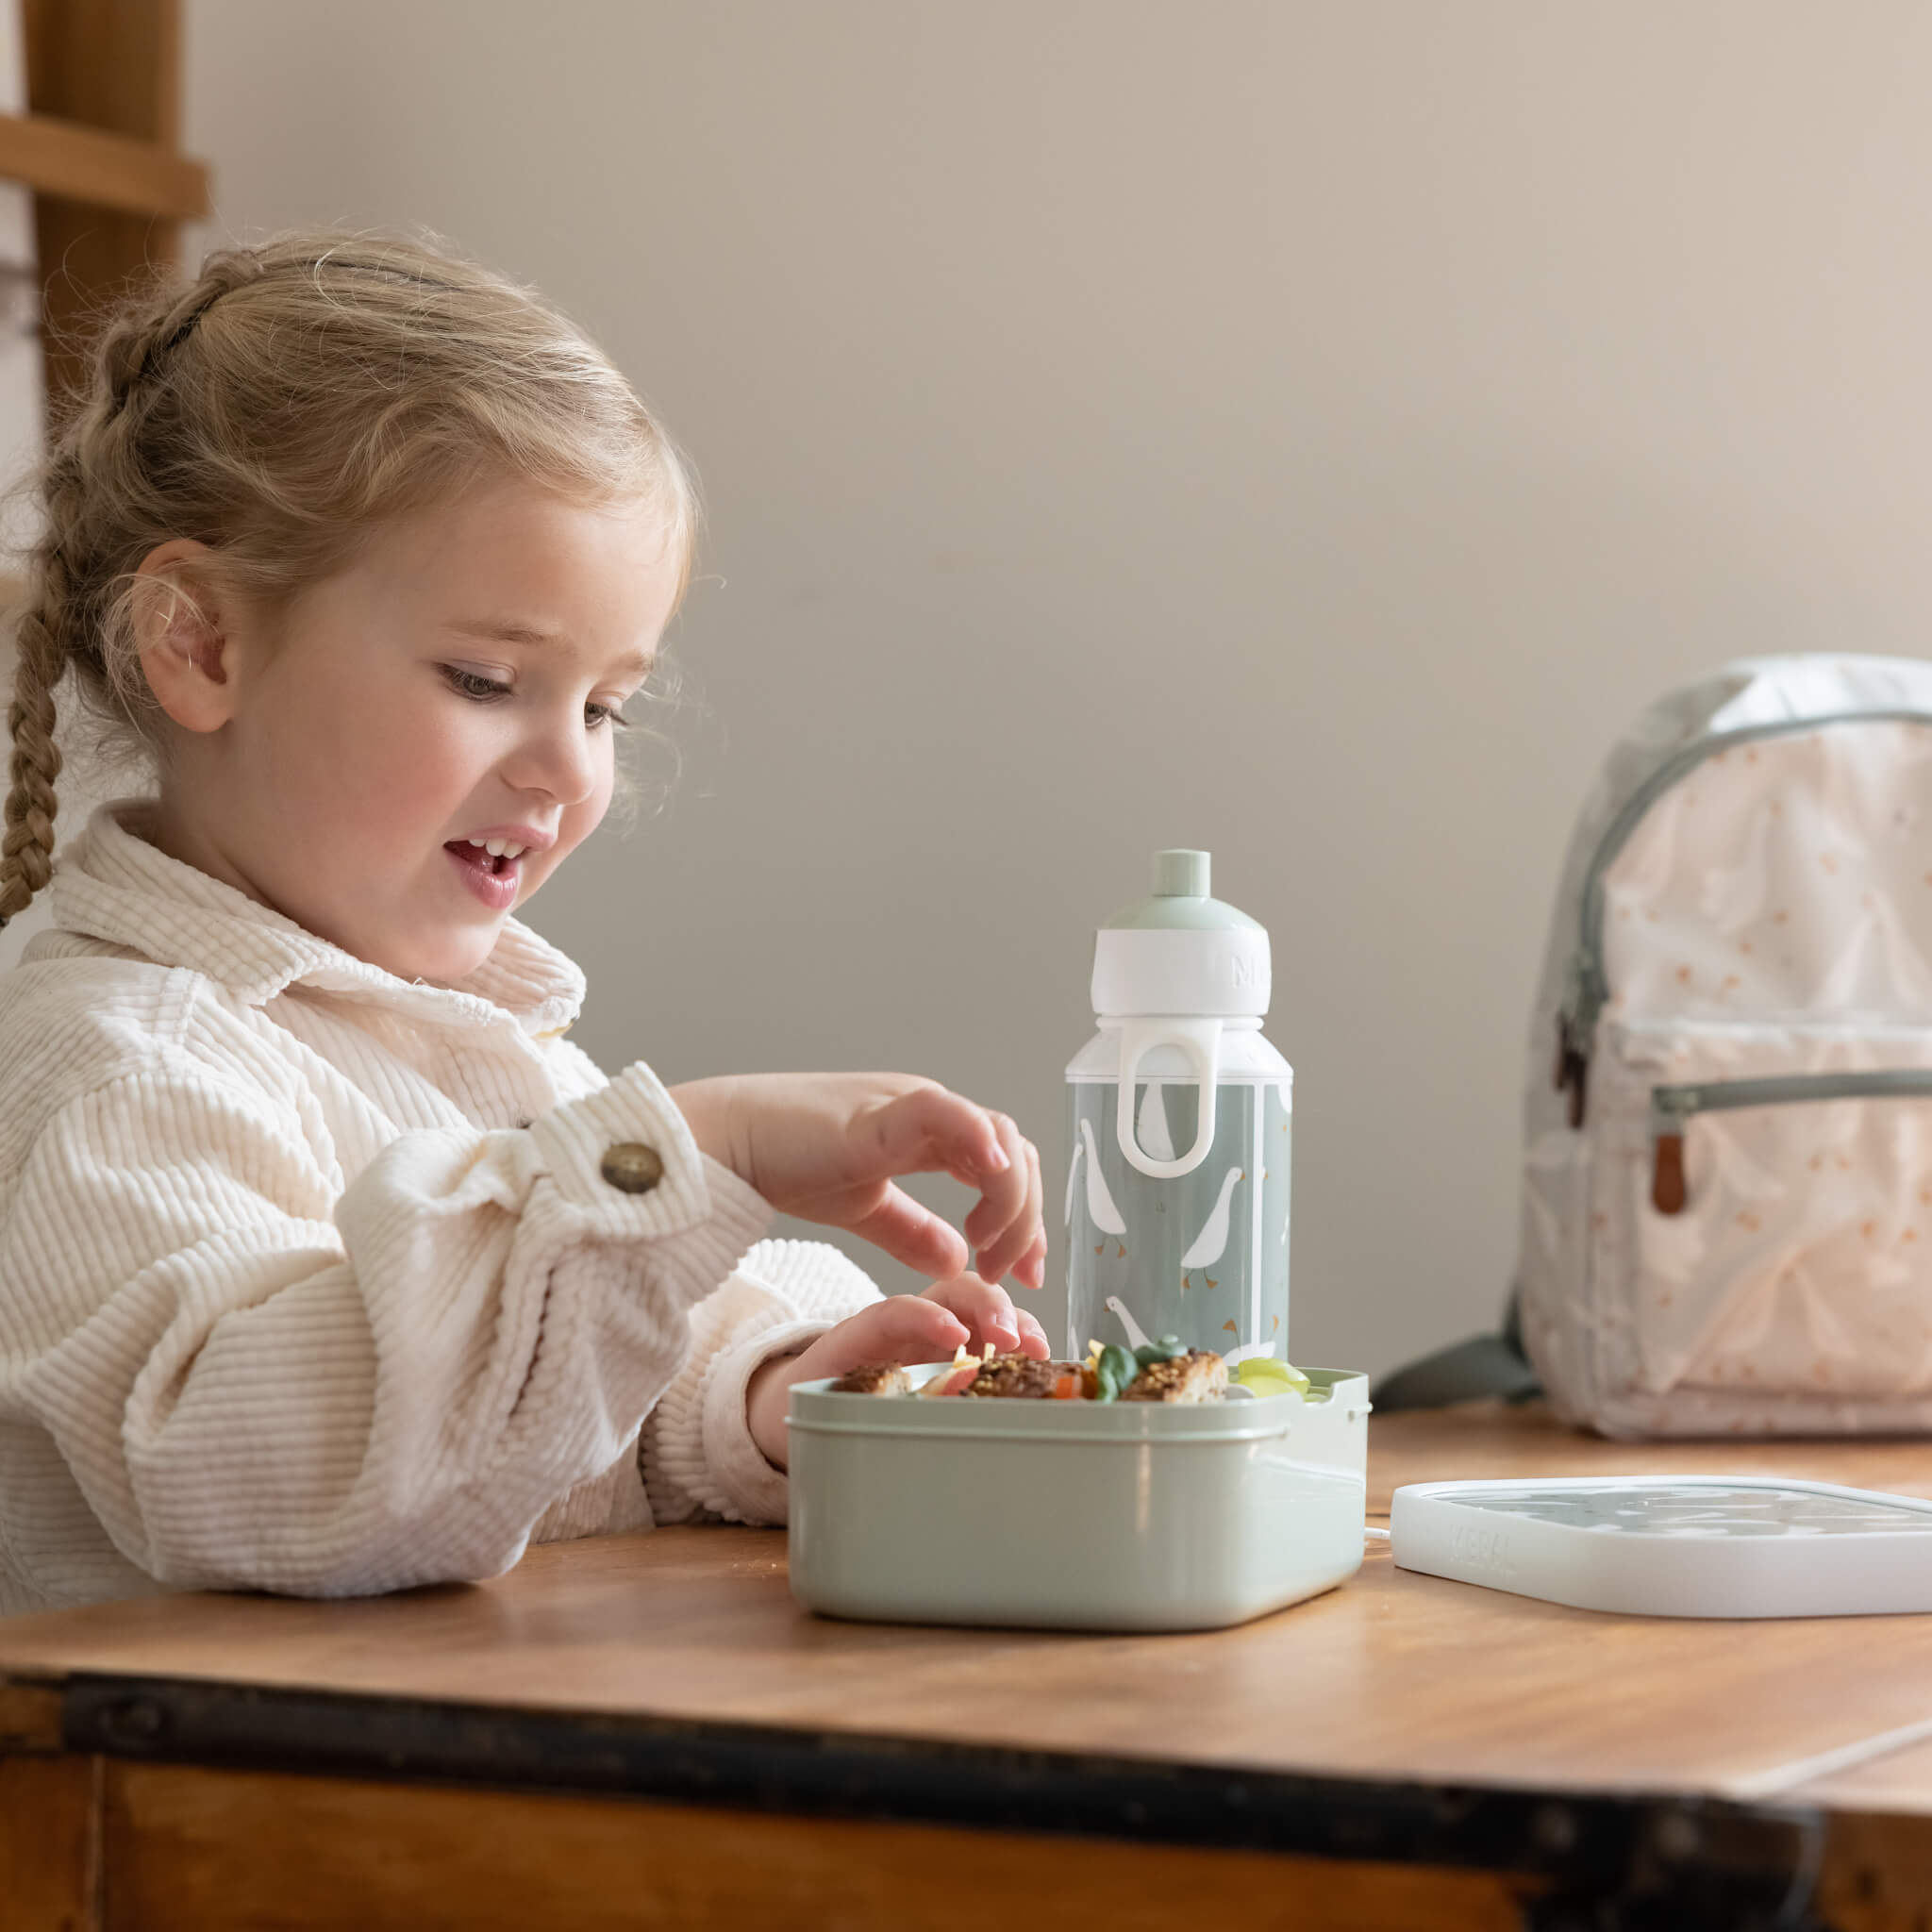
[1153,849,1210,897]
[1102,850,1263,932]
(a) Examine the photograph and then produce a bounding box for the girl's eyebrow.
[441,616,653,676]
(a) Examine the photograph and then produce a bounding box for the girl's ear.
[133,539,240,734]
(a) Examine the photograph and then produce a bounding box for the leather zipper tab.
[1652,1131,1687,1215]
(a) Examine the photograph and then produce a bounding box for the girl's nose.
[501,709,600,806]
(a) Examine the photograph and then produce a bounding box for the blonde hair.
[0,225,697,928]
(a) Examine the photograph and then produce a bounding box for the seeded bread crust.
[965,1353,1077,1399]
[827,1363,913,1396]
[1121,1349,1228,1404]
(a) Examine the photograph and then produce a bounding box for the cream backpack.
[1514,653,1932,1437]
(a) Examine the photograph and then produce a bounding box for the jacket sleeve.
[0,1052,770,1597]
[641,1238,884,1526]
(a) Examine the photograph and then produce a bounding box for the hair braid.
[0,423,105,930]
[0,601,65,927]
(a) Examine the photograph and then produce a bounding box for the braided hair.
[0,227,696,929]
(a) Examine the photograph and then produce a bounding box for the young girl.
[0,228,1048,1616]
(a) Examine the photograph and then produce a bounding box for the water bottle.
[1065,850,1292,1363]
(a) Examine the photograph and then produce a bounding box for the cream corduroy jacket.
[0,800,882,1616]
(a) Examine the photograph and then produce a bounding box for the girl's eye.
[441,665,512,702]
[441,663,632,728]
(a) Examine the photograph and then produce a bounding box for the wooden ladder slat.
[0,110,208,222]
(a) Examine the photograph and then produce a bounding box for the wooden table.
[4,1402,1932,1929]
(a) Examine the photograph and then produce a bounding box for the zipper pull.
[1649,1092,1695,1215]
[1651,1132,1687,1215]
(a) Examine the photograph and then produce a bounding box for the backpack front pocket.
[1591,1024,1932,1409]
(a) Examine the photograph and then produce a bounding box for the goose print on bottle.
[1077,1116,1127,1257]
[1180,1167,1242,1290]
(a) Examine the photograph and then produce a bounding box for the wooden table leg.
[1818,1812,1932,1932]
[0,1682,98,1932]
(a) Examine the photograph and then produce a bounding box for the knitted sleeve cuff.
[696,1319,831,1524]
[639,1241,886,1527]
[643,1308,830,1527]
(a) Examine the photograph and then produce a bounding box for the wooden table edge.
[0,1658,1870,1925]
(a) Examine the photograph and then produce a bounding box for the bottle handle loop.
[1115,1017,1222,1178]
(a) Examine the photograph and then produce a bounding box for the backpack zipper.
[1555,708,1932,1127]
[1648,1068,1932,1214]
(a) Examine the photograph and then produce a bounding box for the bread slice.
[1121,1349,1228,1405]
[965,1354,1083,1399]
[827,1363,912,1396]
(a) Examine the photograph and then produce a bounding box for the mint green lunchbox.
[786,1369,1370,1632]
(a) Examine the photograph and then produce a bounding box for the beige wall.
[11,2,1932,1377]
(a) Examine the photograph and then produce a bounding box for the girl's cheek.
[562,767,616,846]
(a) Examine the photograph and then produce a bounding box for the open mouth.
[442,839,532,910]
[444,841,519,878]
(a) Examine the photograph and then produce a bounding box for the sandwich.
[1120,1349,1229,1405]
[966,1353,1088,1400]
[827,1363,913,1396]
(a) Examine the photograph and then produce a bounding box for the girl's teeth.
[465,838,526,859]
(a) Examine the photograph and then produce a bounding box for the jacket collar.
[45,798,586,1039]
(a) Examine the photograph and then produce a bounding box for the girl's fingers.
[782,1300,964,1407]
[841,1085,1045,1291]
[1014,1307,1052,1359]
[950,1277,1022,1353]
[834,1293,970,1368]
[1020,1141,1045,1288]
[847,1183,971,1278]
[972,1117,1045,1286]
[923,1274,1022,1354]
[1014,1230,1048,1294]
[874,1085,1009,1184]
[802,1282,1050,1393]
[965,1112,1032,1276]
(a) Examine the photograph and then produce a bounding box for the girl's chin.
[344,915,505,987]
[419,921,508,977]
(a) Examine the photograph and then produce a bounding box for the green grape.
[1235,1358,1311,1398]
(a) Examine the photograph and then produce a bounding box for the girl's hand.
[745,1274,1051,1468]
[672,1073,1046,1289]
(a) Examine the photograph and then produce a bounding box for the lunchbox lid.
[788,1367,1368,1442]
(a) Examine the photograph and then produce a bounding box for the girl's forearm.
[667,1075,745,1173]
